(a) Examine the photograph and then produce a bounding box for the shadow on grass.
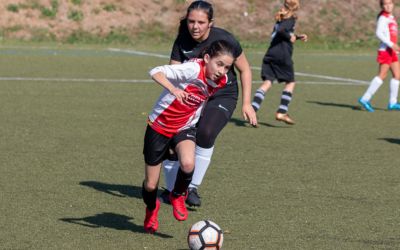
[60,212,172,238]
[229,117,252,127]
[379,138,400,145]
[307,101,361,110]
[229,117,284,128]
[80,181,142,199]
[303,234,400,248]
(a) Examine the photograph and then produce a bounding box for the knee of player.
[144,180,158,192]
[379,71,388,80]
[179,158,195,172]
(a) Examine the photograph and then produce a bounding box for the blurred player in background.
[359,0,400,112]
[142,40,235,233]
[251,0,307,125]
[161,0,257,208]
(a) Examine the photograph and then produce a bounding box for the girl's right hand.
[170,87,188,103]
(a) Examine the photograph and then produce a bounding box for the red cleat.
[169,191,188,221]
[144,199,160,233]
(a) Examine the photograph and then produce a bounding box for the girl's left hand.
[297,34,308,42]
[242,103,258,127]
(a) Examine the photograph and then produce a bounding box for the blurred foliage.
[68,9,84,22]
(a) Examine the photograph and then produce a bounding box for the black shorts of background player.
[251,0,307,125]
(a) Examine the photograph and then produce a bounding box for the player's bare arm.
[234,52,258,126]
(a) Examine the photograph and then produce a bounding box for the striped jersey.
[148,59,227,138]
[376,11,398,51]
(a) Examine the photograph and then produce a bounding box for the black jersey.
[263,17,296,65]
[170,27,243,99]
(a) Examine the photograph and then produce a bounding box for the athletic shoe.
[159,189,171,204]
[358,98,374,112]
[144,199,160,233]
[186,187,201,207]
[275,112,295,125]
[169,191,188,221]
[388,103,400,110]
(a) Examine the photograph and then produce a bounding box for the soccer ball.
[187,220,223,250]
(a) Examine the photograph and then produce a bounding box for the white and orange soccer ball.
[187,220,223,250]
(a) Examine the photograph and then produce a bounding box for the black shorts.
[143,125,196,166]
[261,61,295,83]
[203,96,237,119]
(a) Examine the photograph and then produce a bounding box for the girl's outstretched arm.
[234,52,258,127]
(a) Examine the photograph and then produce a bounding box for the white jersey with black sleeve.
[148,59,228,138]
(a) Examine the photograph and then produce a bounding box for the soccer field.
[1,44,399,249]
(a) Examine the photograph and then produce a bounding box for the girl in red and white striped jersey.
[359,0,400,112]
[142,40,235,233]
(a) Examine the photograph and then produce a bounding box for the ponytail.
[275,0,300,21]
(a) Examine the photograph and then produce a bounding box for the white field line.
[0,77,152,83]
[251,66,369,85]
[249,51,374,57]
[108,48,170,59]
[0,47,368,86]
[0,77,365,86]
[252,80,367,86]
[109,48,369,86]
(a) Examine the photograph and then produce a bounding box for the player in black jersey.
[161,0,257,207]
[251,0,307,125]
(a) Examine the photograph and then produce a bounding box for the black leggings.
[196,97,237,148]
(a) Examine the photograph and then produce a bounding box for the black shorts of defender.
[143,125,196,166]
[261,61,295,83]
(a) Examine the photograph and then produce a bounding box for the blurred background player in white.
[251,0,307,125]
[161,0,257,207]
[142,40,235,233]
[358,0,400,112]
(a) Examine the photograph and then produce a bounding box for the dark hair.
[186,0,213,21]
[178,1,214,36]
[201,40,235,60]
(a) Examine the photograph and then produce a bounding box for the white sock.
[389,78,400,105]
[162,160,179,192]
[189,146,214,189]
[361,76,383,101]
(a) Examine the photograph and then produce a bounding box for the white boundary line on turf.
[0,77,365,86]
[0,47,369,86]
[251,66,369,85]
[108,48,170,59]
[0,77,153,83]
[109,48,369,85]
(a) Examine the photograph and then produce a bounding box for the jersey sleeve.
[376,15,393,47]
[149,62,200,85]
[170,38,183,62]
